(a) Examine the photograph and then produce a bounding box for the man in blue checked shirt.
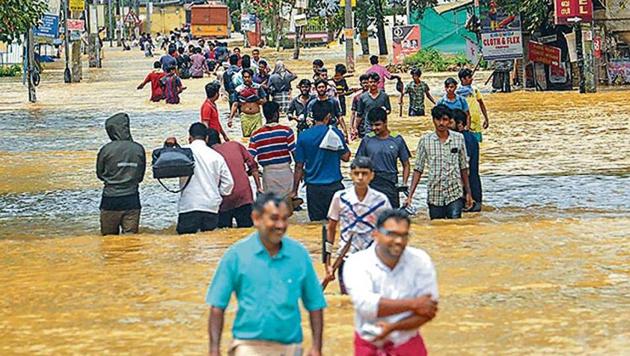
[206,192,326,356]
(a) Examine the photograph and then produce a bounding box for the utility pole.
[583,21,596,93]
[89,0,101,68]
[575,23,585,94]
[344,0,355,72]
[116,0,122,46]
[108,0,114,46]
[63,0,71,83]
[26,29,37,103]
[293,11,302,59]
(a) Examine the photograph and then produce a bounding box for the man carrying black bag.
[97,113,146,235]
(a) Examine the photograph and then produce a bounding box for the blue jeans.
[428,198,464,220]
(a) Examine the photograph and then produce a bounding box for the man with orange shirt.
[200,81,229,142]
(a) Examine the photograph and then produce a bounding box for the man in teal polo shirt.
[206,192,327,356]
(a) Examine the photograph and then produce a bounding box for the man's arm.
[308,309,324,356]
[375,314,434,342]
[340,150,351,162]
[377,295,437,318]
[401,160,410,186]
[208,307,225,356]
[291,162,304,197]
[137,74,151,89]
[227,102,238,126]
[461,168,472,208]
[425,86,436,104]
[406,170,423,207]
[479,98,490,129]
[325,219,338,267]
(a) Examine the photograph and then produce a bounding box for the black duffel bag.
[152,144,195,193]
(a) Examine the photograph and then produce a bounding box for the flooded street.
[1,47,629,354]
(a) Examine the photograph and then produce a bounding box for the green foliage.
[497,0,553,33]
[0,0,47,44]
[403,48,471,72]
[0,64,22,77]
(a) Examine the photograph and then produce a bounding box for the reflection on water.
[0,47,629,354]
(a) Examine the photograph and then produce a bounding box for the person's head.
[204,81,221,100]
[310,100,331,123]
[258,59,269,74]
[208,42,215,49]
[229,54,239,66]
[188,44,195,53]
[319,67,328,80]
[167,65,176,73]
[168,46,177,55]
[252,48,260,60]
[252,192,290,244]
[262,101,280,123]
[368,72,380,92]
[242,68,254,85]
[153,61,161,69]
[451,109,467,132]
[359,74,370,91]
[241,54,251,69]
[411,68,422,81]
[444,77,458,96]
[178,46,185,54]
[206,127,220,146]
[312,59,324,73]
[350,156,374,188]
[368,107,388,135]
[188,122,208,143]
[374,209,411,261]
[298,79,311,95]
[273,60,286,75]
[233,47,241,54]
[369,55,379,65]
[458,68,473,86]
[335,63,347,76]
[431,104,452,133]
[194,47,202,54]
[314,79,328,98]
[198,39,205,46]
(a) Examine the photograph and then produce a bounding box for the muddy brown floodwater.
[0,47,629,355]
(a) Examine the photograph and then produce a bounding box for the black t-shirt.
[333,78,350,114]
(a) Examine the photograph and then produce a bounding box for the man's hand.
[483,118,489,129]
[137,84,143,90]
[227,118,233,128]
[374,322,393,342]
[325,264,336,283]
[465,193,473,210]
[410,295,438,319]
[404,195,413,208]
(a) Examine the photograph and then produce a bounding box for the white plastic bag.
[319,126,344,151]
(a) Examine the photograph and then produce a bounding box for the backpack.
[152,144,195,193]
[223,68,237,94]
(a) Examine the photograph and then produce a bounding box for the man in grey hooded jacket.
[96,113,146,235]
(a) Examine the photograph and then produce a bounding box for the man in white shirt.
[177,123,234,234]
[344,209,438,355]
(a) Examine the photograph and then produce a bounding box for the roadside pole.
[27,29,37,103]
[575,23,585,93]
[63,0,71,83]
[293,10,301,60]
[344,0,355,72]
[108,0,114,47]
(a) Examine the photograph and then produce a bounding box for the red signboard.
[67,19,85,32]
[593,35,602,58]
[554,0,593,24]
[392,25,421,65]
[528,41,561,66]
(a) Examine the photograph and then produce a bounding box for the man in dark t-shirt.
[355,72,391,137]
[356,107,410,208]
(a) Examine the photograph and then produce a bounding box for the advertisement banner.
[479,0,523,60]
[67,19,85,32]
[607,61,630,84]
[392,25,420,65]
[554,0,593,25]
[34,14,59,39]
[465,38,482,64]
[480,31,523,60]
[69,0,84,11]
[528,41,561,66]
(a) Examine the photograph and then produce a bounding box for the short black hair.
[410,68,422,76]
[233,47,241,52]
[194,47,202,54]
[458,68,473,79]
[319,67,328,73]
[451,109,467,126]
[262,101,280,122]
[241,54,251,69]
[310,100,332,122]
[312,59,324,67]
[314,78,328,88]
[205,81,221,99]
[153,61,161,69]
[359,74,370,82]
[206,127,220,146]
[189,122,208,139]
[298,78,312,87]
[335,63,347,75]
[350,156,373,171]
[168,46,177,55]
[368,72,380,82]
[259,59,268,67]
[369,55,379,65]
[241,68,254,77]
[444,77,458,86]
[253,192,288,213]
[229,54,239,65]
[376,209,411,229]
[368,107,388,124]
[431,104,452,119]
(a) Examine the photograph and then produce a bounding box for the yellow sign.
[340,0,357,7]
[70,0,85,11]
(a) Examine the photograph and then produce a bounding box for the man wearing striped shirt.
[248,101,296,198]
[405,105,473,219]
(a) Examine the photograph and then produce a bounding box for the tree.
[0,0,47,44]
[497,0,553,33]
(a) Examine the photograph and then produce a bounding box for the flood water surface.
[0,48,629,354]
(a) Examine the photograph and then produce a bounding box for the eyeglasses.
[377,228,410,240]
